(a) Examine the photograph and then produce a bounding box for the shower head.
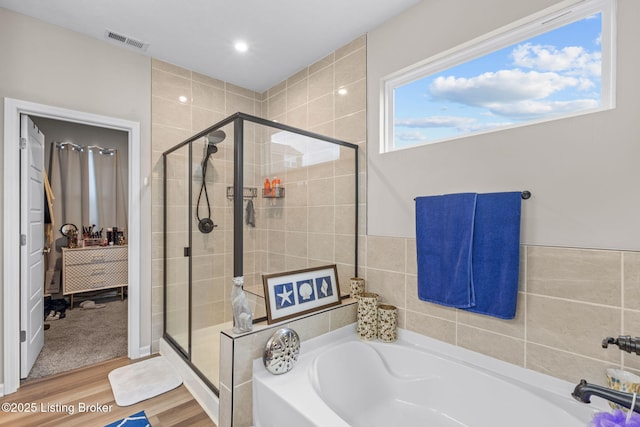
[203,130,226,158]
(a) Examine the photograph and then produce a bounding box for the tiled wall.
[152,31,638,427]
[216,37,367,426]
[151,59,264,352]
[219,302,357,427]
[365,240,640,386]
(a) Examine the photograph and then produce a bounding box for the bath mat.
[104,410,150,427]
[108,356,182,406]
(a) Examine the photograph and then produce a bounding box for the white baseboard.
[0,383,4,397]
[138,345,151,358]
[160,338,218,424]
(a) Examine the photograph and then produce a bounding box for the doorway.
[26,115,129,380]
[3,98,144,395]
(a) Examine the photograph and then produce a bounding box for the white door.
[20,115,45,378]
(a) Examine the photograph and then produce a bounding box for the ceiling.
[0,0,420,93]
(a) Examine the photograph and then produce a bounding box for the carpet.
[108,356,183,406]
[104,410,150,427]
[27,297,127,380]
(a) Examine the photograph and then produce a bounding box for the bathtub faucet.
[572,379,640,413]
[602,335,640,355]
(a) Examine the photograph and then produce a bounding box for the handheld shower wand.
[197,130,226,233]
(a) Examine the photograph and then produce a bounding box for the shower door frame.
[162,112,359,395]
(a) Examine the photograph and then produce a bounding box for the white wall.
[367,0,640,250]
[0,8,152,385]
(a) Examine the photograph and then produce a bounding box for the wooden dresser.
[62,245,128,308]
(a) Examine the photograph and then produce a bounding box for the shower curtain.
[48,144,127,283]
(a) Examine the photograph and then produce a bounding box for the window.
[382,0,616,152]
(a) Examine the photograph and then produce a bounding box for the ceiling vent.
[104,29,149,51]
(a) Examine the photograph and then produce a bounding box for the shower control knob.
[198,218,217,233]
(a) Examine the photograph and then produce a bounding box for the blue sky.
[394,13,602,147]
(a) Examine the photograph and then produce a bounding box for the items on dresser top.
[62,245,128,308]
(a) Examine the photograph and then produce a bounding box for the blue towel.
[416,193,477,308]
[416,192,521,319]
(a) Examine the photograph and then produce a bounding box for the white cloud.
[486,98,599,119]
[511,43,601,77]
[396,116,513,134]
[430,69,580,105]
[396,116,477,129]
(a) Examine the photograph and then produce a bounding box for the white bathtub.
[253,325,607,427]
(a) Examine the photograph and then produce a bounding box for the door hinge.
[20,234,26,246]
[20,137,26,149]
[20,330,26,343]
[183,247,190,257]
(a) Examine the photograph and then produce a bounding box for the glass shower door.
[164,143,190,356]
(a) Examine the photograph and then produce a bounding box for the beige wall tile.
[335,79,365,118]
[267,90,286,118]
[335,35,366,60]
[152,58,191,78]
[335,48,366,89]
[406,310,456,345]
[623,309,640,371]
[334,205,356,236]
[527,246,622,306]
[307,232,334,262]
[287,67,308,87]
[152,96,191,129]
[232,381,253,427]
[335,110,366,144]
[192,71,224,89]
[457,293,525,339]
[526,343,614,386]
[226,91,255,115]
[457,325,524,366]
[624,251,640,310]
[406,238,417,275]
[308,206,335,233]
[152,69,191,103]
[406,273,457,321]
[308,65,334,101]
[365,268,405,308]
[307,94,334,128]
[287,78,308,110]
[527,294,621,362]
[367,235,406,273]
[192,80,225,112]
[330,301,357,329]
[309,52,334,75]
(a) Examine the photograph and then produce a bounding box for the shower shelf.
[262,187,285,198]
[226,186,258,200]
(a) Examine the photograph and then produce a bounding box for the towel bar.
[414,191,532,201]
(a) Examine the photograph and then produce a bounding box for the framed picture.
[262,264,342,324]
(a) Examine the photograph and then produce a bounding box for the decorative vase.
[357,292,379,340]
[377,304,398,343]
[350,277,365,300]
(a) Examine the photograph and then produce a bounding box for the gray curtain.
[90,148,127,231]
[49,145,127,278]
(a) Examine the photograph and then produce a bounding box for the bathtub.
[253,325,607,427]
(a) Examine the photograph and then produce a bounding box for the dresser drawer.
[64,246,127,266]
[63,260,128,293]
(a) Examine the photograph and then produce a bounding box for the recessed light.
[234,41,248,52]
[178,95,188,103]
[337,88,348,96]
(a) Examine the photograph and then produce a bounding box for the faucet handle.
[602,335,640,355]
[602,336,618,349]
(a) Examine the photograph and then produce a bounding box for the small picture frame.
[262,264,342,324]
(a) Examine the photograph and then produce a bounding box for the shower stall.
[162,112,359,393]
